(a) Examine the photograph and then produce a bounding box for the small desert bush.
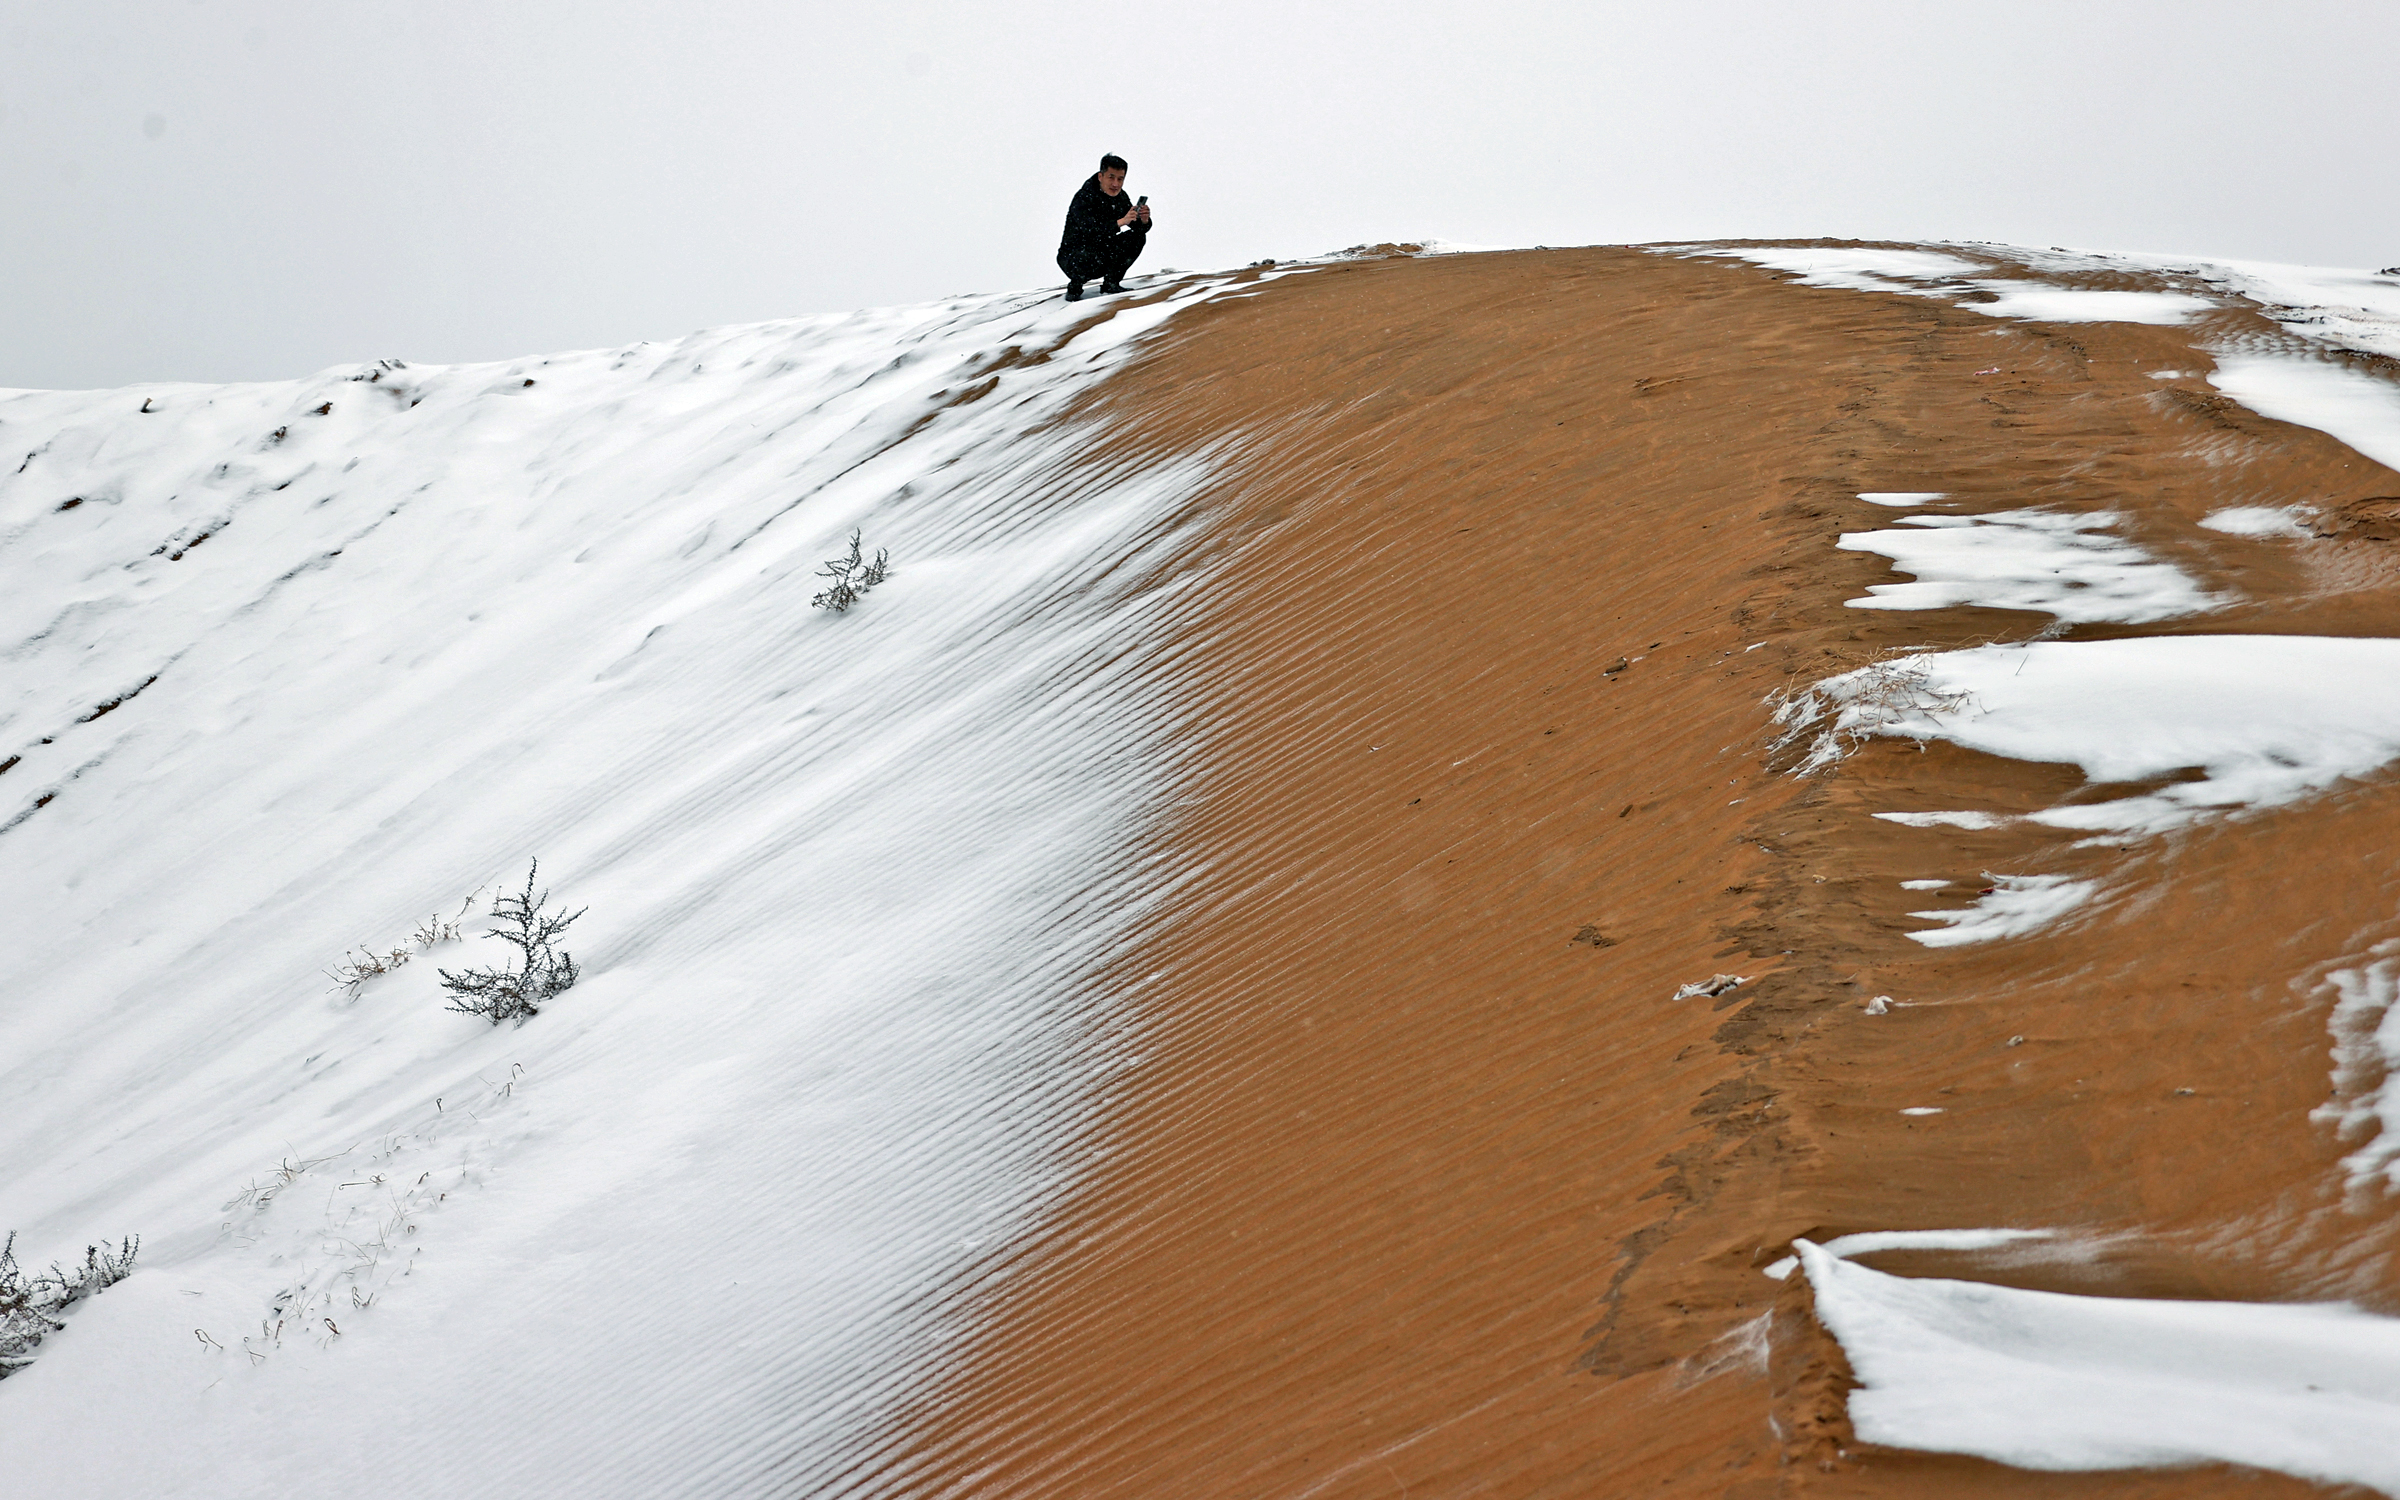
[811,529,891,612]
[0,1232,139,1379]
[439,860,585,1024]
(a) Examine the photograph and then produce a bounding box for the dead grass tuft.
[1767,654,1979,774]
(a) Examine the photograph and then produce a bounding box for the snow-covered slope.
[0,276,1263,1496]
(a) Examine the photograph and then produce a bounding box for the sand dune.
[4,241,2397,1498]
[897,244,2400,1496]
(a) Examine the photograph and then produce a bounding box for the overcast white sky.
[5,0,2396,389]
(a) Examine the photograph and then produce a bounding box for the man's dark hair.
[1099,153,1128,173]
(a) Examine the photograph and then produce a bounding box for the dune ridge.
[899,243,2400,1496]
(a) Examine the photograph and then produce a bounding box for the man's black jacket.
[1057,175,1143,261]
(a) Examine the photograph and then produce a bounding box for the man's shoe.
[1099,278,1125,295]
[1064,281,1085,302]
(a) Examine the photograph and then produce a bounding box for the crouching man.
[1057,153,1151,302]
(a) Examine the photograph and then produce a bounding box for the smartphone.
[1137,195,1148,207]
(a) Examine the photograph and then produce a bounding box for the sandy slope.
[896,245,2400,1496]
[5,241,2398,1498]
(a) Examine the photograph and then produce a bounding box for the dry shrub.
[811,529,891,612]
[439,861,585,1024]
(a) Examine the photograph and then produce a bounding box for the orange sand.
[891,245,2400,1497]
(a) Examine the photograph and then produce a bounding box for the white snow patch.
[1820,1227,2054,1258]
[1962,287,2215,326]
[1800,1241,2400,1493]
[1860,490,1948,506]
[1875,810,2016,830]
[1838,509,2215,622]
[1809,637,2400,838]
[1899,878,1951,891]
[1692,246,1983,296]
[1908,874,2096,948]
[2209,351,2400,475]
[2201,504,2313,537]
[2312,952,2400,1196]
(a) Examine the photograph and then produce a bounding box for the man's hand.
[1116,207,1139,227]
[1135,204,1152,226]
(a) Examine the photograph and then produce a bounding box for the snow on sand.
[1726,242,2400,1494]
[1801,1241,2400,1494]
[1802,636,2400,840]
[0,274,1270,1496]
[1837,508,2216,623]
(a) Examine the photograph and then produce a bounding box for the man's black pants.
[1059,228,1146,287]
